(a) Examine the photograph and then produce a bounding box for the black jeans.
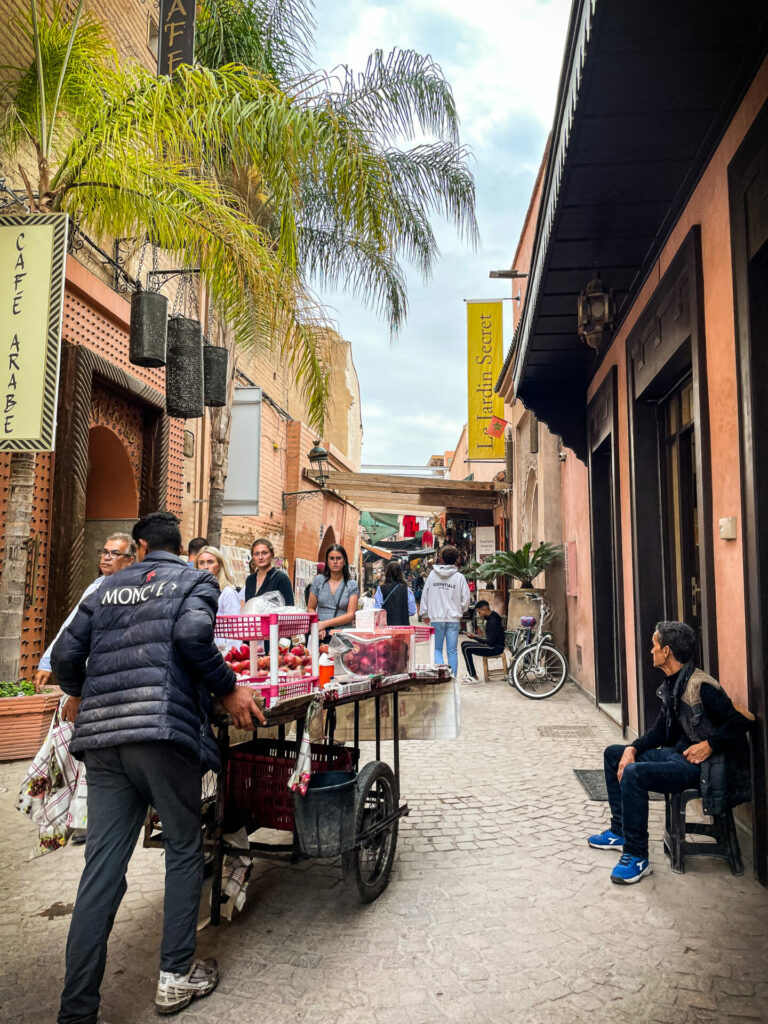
[461,642,504,678]
[604,743,701,860]
[58,742,204,1024]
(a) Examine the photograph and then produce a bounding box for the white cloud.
[311,0,572,464]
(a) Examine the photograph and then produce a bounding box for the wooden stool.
[481,650,510,680]
[663,788,743,875]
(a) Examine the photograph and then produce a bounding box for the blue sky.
[310,0,572,465]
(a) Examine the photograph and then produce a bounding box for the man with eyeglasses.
[20,535,136,853]
[33,533,136,697]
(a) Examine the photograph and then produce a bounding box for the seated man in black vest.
[587,620,752,885]
[460,600,505,683]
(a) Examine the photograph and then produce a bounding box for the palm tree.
[0,0,330,675]
[194,0,478,541]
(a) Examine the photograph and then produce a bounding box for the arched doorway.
[81,425,139,594]
[318,525,336,563]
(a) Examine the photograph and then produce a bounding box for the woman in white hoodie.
[419,545,471,677]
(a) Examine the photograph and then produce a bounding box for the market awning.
[498,0,768,460]
[315,471,501,513]
[360,511,400,544]
[361,540,397,559]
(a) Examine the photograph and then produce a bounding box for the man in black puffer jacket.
[52,511,263,1023]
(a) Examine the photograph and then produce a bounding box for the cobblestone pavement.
[2,675,768,1024]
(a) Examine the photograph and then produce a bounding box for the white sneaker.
[460,674,480,684]
[155,958,219,1015]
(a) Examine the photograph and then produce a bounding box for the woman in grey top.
[308,544,360,639]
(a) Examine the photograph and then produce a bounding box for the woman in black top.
[374,560,416,627]
[243,537,294,604]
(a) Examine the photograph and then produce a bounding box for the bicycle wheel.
[506,649,519,687]
[512,642,568,699]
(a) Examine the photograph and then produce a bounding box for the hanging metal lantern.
[166,315,204,419]
[203,345,229,407]
[129,290,168,367]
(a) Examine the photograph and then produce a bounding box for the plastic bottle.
[318,652,334,688]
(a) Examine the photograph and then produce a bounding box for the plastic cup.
[318,663,334,688]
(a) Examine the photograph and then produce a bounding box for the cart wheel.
[342,761,399,903]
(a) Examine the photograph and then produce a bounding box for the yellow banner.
[0,214,67,451]
[467,300,504,459]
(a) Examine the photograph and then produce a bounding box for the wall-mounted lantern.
[129,289,168,367]
[282,440,331,509]
[203,345,229,407]
[307,440,330,487]
[166,315,204,419]
[577,272,615,351]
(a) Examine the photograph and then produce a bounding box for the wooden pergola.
[311,470,502,514]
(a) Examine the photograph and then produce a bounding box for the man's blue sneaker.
[610,853,653,885]
[587,828,624,850]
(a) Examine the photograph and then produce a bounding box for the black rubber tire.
[342,761,399,903]
[512,643,568,699]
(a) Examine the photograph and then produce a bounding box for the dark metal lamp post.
[282,440,330,509]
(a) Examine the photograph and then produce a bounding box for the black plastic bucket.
[292,770,356,857]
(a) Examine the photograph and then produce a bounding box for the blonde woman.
[196,546,241,617]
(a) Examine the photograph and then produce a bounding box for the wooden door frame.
[46,343,169,640]
[729,97,768,886]
[626,226,717,731]
[587,365,628,729]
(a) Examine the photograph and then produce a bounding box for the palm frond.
[0,1,118,162]
[306,48,461,146]
[196,0,315,80]
[298,222,409,333]
[384,144,479,248]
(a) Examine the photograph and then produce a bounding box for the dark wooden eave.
[499,0,768,461]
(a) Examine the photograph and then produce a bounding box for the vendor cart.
[144,612,449,920]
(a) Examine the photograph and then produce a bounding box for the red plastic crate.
[215,613,317,641]
[373,624,434,643]
[224,739,356,832]
[274,678,318,703]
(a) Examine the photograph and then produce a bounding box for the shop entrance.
[80,426,140,595]
[588,367,627,726]
[660,378,703,662]
[730,97,768,885]
[626,227,716,732]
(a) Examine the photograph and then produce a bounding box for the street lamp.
[307,440,330,487]
[282,440,331,509]
[577,272,615,351]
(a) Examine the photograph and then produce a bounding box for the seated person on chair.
[587,620,752,885]
[460,600,505,683]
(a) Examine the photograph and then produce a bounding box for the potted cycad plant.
[468,542,563,628]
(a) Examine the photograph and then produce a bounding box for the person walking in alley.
[587,620,752,884]
[242,537,294,605]
[419,545,471,677]
[459,599,505,683]
[51,511,264,1022]
[374,560,417,626]
[308,544,360,640]
[186,536,208,566]
[19,534,136,853]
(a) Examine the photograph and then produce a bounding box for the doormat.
[573,769,663,802]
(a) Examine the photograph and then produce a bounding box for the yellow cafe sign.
[0,214,67,452]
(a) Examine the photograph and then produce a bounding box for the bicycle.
[506,594,568,699]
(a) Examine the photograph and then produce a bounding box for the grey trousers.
[58,742,204,1024]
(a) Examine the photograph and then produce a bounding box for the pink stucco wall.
[578,55,768,720]
[560,452,595,694]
